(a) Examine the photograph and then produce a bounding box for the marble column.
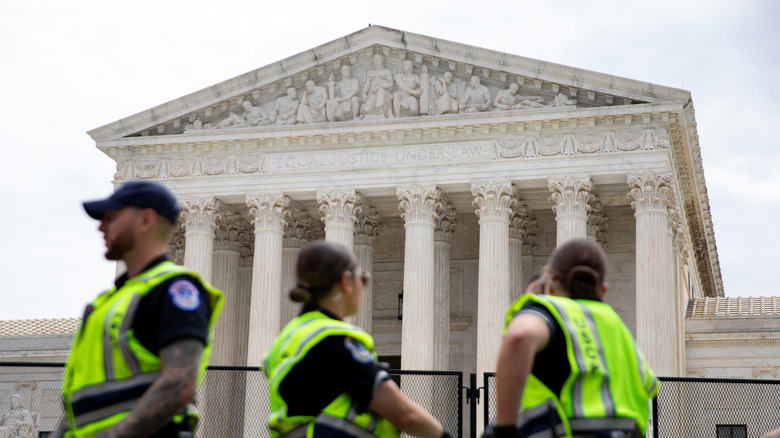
[200,212,248,438]
[354,201,385,334]
[245,192,290,365]
[397,184,440,370]
[180,197,221,283]
[548,176,593,246]
[472,181,516,376]
[281,203,314,328]
[627,171,680,376]
[508,202,533,302]
[317,189,359,249]
[210,212,249,366]
[433,198,458,370]
[668,193,688,376]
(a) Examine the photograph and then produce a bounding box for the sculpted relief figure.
[494,83,546,110]
[242,100,271,126]
[0,395,37,438]
[326,65,360,122]
[459,75,492,113]
[393,60,422,117]
[419,65,431,115]
[360,54,394,119]
[433,71,459,115]
[297,80,328,124]
[551,92,577,107]
[270,87,300,125]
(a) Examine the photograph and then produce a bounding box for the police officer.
[492,239,658,438]
[54,180,224,438]
[263,241,451,438]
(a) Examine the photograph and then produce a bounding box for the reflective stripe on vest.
[544,299,615,419]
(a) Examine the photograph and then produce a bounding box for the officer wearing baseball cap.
[53,180,224,438]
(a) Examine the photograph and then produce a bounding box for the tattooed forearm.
[106,339,204,438]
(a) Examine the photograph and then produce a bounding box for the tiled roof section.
[0,318,80,337]
[686,297,780,318]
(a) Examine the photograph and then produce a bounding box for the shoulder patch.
[344,337,373,364]
[168,279,201,311]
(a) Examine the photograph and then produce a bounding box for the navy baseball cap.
[83,180,180,223]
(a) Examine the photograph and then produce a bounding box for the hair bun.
[566,265,600,299]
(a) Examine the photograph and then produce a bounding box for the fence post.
[652,396,658,438]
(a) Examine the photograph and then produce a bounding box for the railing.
[484,373,780,438]
[0,363,463,438]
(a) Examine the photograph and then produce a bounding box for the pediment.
[88,25,691,141]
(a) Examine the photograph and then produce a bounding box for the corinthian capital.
[471,181,517,221]
[317,189,360,228]
[180,197,222,234]
[548,176,593,217]
[627,171,673,213]
[246,192,290,232]
[397,185,441,224]
[434,196,459,243]
[168,224,186,265]
[355,198,386,246]
[214,213,252,252]
[509,201,537,251]
[284,203,316,248]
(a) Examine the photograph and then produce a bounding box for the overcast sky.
[1,0,778,320]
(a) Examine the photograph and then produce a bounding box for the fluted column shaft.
[281,205,315,328]
[397,185,440,370]
[210,214,251,366]
[548,176,593,246]
[628,172,680,376]
[181,198,220,283]
[472,181,516,377]
[317,189,359,249]
[246,193,289,365]
[433,202,458,370]
[509,202,533,302]
[353,205,384,334]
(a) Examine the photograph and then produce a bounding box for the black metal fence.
[484,373,780,438]
[5,362,779,438]
[652,377,780,438]
[0,363,463,438]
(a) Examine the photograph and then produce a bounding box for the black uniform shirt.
[110,255,212,354]
[516,302,570,396]
[279,304,390,417]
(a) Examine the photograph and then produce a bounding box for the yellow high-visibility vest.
[62,261,224,437]
[505,294,659,437]
[263,311,399,438]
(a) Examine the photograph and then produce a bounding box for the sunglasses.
[353,271,371,286]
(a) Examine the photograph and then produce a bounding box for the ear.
[338,270,355,294]
[138,208,158,232]
[599,283,609,299]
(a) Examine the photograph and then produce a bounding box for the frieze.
[112,127,670,181]
[493,129,669,159]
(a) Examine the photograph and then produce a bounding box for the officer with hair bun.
[491,238,658,438]
[263,240,451,438]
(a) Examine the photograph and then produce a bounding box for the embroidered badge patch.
[344,337,372,364]
[168,280,201,311]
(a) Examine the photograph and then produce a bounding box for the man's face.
[98,206,141,261]
[342,65,350,78]
[509,83,519,95]
[287,87,296,98]
[470,76,479,88]
[444,72,452,83]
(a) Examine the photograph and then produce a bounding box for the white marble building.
[2,25,778,435]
